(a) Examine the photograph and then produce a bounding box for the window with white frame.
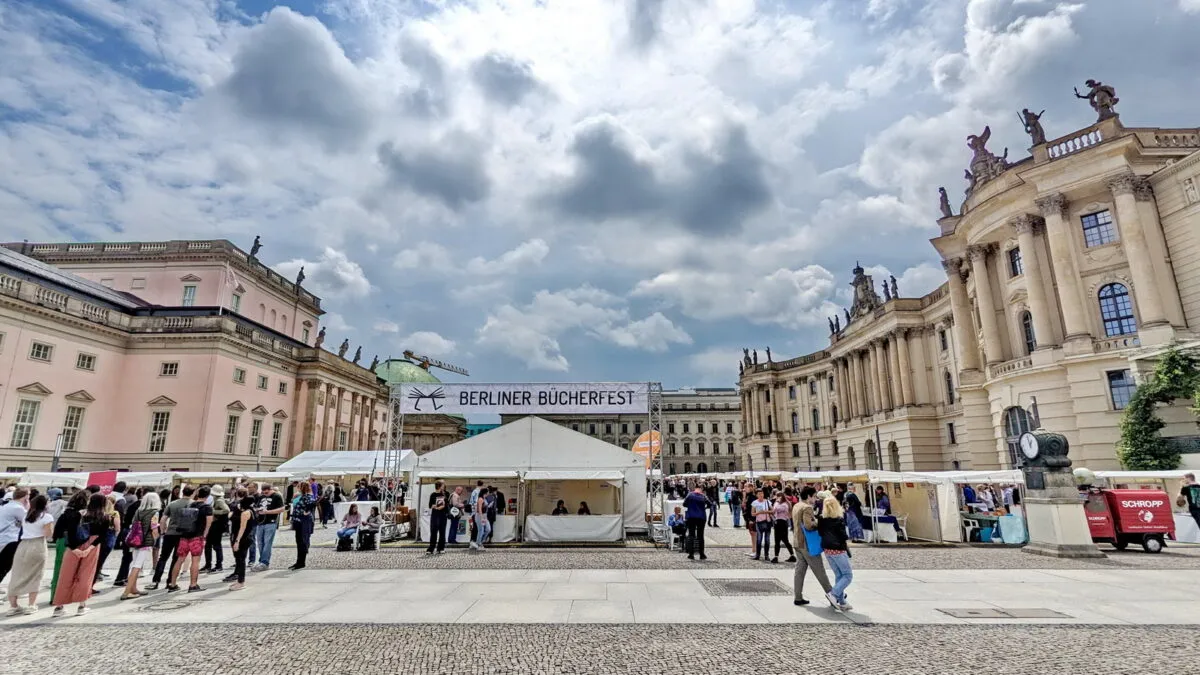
[1021,311,1036,355]
[938,329,948,351]
[147,411,171,452]
[271,421,283,456]
[181,285,197,306]
[160,362,179,377]
[256,374,268,390]
[278,381,288,394]
[1081,210,1117,248]
[1007,247,1023,277]
[75,353,96,371]
[61,405,85,450]
[1107,369,1137,410]
[9,400,41,449]
[248,418,263,455]
[231,293,242,313]
[233,368,246,384]
[29,341,53,362]
[223,414,240,453]
[1098,283,1137,337]
[947,422,957,445]
[337,429,348,450]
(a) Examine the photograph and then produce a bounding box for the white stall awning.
[421,470,520,479]
[17,472,91,489]
[117,472,176,487]
[277,450,414,476]
[524,470,625,481]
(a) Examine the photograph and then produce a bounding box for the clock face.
[1019,433,1039,459]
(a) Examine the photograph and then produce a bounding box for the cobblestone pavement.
[267,542,1200,570]
[1,624,1191,675]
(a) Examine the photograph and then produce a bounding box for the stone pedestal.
[1023,469,1105,558]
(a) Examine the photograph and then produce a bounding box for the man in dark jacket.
[705,481,720,527]
[682,487,710,561]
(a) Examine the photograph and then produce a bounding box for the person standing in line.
[448,486,465,545]
[842,485,865,543]
[728,484,743,528]
[770,492,796,564]
[228,488,257,591]
[52,493,108,617]
[251,484,285,572]
[426,480,450,555]
[113,487,143,588]
[751,489,773,562]
[288,483,316,570]
[467,480,483,544]
[705,480,720,528]
[741,484,757,557]
[120,492,160,600]
[819,495,853,611]
[202,485,229,575]
[50,491,89,599]
[791,486,833,606]
[683,486,709,561]
[0,487,30,587]
[46,488,68,522]
[148,487,191,590]
[7,494,53,614]
[168,486,213,593]
[471,488,491,552]
[92,493,120,585]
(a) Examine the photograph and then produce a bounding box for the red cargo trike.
[1083,488,1176,553]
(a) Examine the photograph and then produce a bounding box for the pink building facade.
[0,240,397,472]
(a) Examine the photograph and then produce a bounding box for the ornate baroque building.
[0,240,462,471]
[739,100,1200,472]
[501,387,742,473]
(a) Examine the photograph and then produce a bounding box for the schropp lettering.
[1121,500,1164,509]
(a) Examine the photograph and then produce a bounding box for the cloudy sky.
[3,0,1199,389]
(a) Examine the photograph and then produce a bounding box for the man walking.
[426,480,449,555]
[0,488,29,586]
[252,484,285,571]
[705,480,720,528]
[149,487,192,590]
[168,486,213,593]
[728,482,743,528]
[683,486,709,561]
[791,486,833,606]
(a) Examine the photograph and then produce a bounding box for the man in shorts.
[168,486,213,593]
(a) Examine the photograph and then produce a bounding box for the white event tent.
[276,450,416,480]
[412,416,647,543]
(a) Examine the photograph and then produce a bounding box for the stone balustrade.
[1048,128,1103,159]
[1094,334,1140,353]
[987,356,1033,380]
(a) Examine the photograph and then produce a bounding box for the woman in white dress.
[6,494,54,615]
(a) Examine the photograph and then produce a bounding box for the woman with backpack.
[288,482,316,570]
[52,493,108,617]
[121,492,161,600]
[228,487,257,591]
[202,485,229,575]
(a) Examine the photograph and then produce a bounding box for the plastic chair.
[962,518,980,543]
[895,515,909,541]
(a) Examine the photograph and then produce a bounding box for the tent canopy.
[524,470,625,481]
[276,450,415,477]
[420,470,519,479]
[117,472,176,488]
[17,472,90,489]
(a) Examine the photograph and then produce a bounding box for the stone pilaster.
[943,257,982,372]
[1108,173,1167,328]
[1011,215,1056,348]
[967,243,1003,365]
[1035,194,1091,341]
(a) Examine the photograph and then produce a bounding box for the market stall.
[914,470,1026,544]
[276,450,415,484]
[523,470,625,543]
[412,416,646,542]
[819,470,944,543]
[415,470,520,543]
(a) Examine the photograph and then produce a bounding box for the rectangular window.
[791,443,800,458]
[160,362,179,377]
[621,423,628,434]
[682,423,690,433]
[939,329,949,351]
[698,442,705,455]
[947,422,958,445]
[1081,210,1117,248]
[131,278,146,289]
[29,341,53,362]
[60,405,85,451]
[337,429,348,450]
[763,390,771,402]
[683,443,691,455]
[604,423,612,434]
[231,293,242,313]
[572,423,580,432]
[634,423,642,435]
[75,353,96,371]
[809,380,817,395]
[9,399,41,449]
[813,441,821,457]
[302,328,310,343]
[0,332,5,353]
[233,368,246,384]
[100,278,114,287]
[271,422,283,456]
[832,439,839,455]
[762,445,771,459]
[278,381,288,394]
[223,415,240,454]
[248,418,263,456]
[256,374,268,390]
[148,411,170,452]
[1107,369,1137,410]
[668,423,675,434]
[181,285,197,306]
[669,442,677,455]
[726,423,734,434]
[588,423,596,435]
[787,385,796,400]
[727,443,734,454]
[711,423,718,434]
[1008,247,1023,277]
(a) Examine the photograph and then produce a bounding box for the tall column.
[943,257,982,372]
[333,386,345,449]
[347,393,359,449]
[366,398,377,450]
[302,379,320,450]
[1011,215,1056,348]
[1133,178,1186,327]
[896,330,914,405]
[1109,174,1167,327]
[870,341,888,411]
[320,383,334,449]
[848,353,863,418]
[855,350,871,415]
[1035,194,1091,340]
[887,334,903,408]
[967,244,1004,365]
[836,360,849,423]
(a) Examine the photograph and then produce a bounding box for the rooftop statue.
[314,327,326,349]
[338,338,349,358]
[1074,79,1118,121]
[250,235,262,259]
[964,126,1008,194]
[938,187,954,218]
[1019,108,1046,145]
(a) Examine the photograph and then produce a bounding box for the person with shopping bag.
[791,486,833,607]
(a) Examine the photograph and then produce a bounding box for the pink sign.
[86,470,119,495]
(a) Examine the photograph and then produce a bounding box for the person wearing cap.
[46,488,68,521]
[202,485,230,574]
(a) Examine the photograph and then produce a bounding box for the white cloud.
[275,247,372,300]
[633,266,840,329]
[687,347,743,388]
[600,312,693,352]
[322,312,353,331]
[402,331,457,356]
[373,320,401,333]
[465,239,549,275]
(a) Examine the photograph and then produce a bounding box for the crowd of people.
[425,480,509,554]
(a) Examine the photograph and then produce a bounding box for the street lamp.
[51,433,64,472]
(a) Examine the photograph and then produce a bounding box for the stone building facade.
[740,111,1200,472]
[0,240,460,472]
[500,387,742,473]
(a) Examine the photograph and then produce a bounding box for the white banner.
[395,382,650,415]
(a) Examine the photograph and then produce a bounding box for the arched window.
[864,440,878,470]
[944,371,955,404]
[683,462,692,473]
[1021,311,1036,354]
[270,309,277,326]
[1004,406,1033,468]
[697,462,708,473]
[811,408,820,430]
[668,463,677,475]
[889,442,900,471]
[1098,283,1137,336]
[847,446,856,470]
[727,461,736,472]
[766,415,773,433]
[791,412,799,433]
[831,405,839,425]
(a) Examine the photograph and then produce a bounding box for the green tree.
[1117,347,1200,470]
